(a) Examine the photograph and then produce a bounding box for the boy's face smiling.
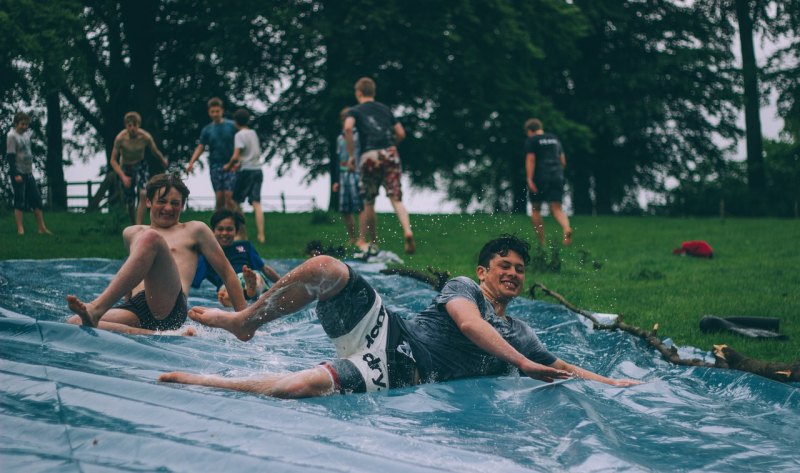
[147,187,184,228]
[477,250,526,303]
[213,217,237,248]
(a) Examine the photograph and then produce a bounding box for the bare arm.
[186,144,205,174]
[445,298,571,382]
[224,147,241,171]
[147,134,168,168]
[343,116,356,168]
[549,358,642,387]
[196,224,247,311]
[110,137,131,187]
[560,152,566,169]
[393,122,406,145]
[525,152,537,192]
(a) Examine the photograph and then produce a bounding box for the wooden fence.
[61,180,318,213]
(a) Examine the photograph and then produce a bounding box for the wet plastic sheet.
[0,259,798,472]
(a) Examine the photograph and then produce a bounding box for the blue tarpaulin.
[1,259,798,472]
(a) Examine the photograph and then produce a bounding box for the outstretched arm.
[147,134,169,168]
[526,152,537,192]
[445,298,571,382]
[549,358,642,387]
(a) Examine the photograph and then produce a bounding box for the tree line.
[1,0,798,216]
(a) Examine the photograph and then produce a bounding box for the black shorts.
[12,174,43,211]
[114,290,188,331]
[528,177,564,204]
[122,162,149,204]
[233,169,263,204]
[316,266,417,394]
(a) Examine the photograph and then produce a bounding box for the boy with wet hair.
[109,111,169,225]
[66,173,247,334]
[161,234,641,397]
[192,208,280,307]
[6,111,51,235]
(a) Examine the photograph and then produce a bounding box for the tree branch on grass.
[379,266,451,292]
[530,282,800,383]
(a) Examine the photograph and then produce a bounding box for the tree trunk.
[45,90,67,210]
[735,0,766,213]
[121,0,165,174]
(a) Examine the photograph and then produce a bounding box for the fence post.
[87,180,93,205]
[281,192,286,213]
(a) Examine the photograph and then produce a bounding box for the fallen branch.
[531,282,800,383]
[379,266,451,292]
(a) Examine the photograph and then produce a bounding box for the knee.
[136,228,167,247]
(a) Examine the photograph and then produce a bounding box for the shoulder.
[138,129,155,141]
[441,276,480,295]
[114,130,127,142]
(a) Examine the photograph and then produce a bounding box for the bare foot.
[159,371,207,385]
[404,234,416,255]
[66,295,101,327]
[189,306,254,341]
[217,287,233,307]
[257,234,265,244]
[39,228,53,235]
[563,229,573,246]
[242,265,258,299]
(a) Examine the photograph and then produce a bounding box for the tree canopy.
[1,0,798,215]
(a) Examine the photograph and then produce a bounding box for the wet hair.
[124,111,142,126]
[146,173,190,203]
[355,77,376,97]
[207,97,224,109]
[210,208,245,231]
[478,234,531,268]
[233,108,250,126]
[524,118,543,133]
[13,112,30,126]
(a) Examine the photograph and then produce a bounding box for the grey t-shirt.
[398,277,557,383]
[6,129,33,175]
[234,128,261,170]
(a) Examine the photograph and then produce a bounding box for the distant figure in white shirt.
[224,108,266,243]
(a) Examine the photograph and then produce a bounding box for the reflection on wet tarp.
[0,259,798,472]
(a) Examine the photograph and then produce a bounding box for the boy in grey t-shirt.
[5,112,51,235]
[161,235,642,397]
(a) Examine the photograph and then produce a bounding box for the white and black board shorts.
[316,265,416,394]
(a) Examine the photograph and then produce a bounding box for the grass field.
[2,208,798,363]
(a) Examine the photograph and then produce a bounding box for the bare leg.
[356,209,369,250]
[389,196,414,254]
[549,202,572,245]
[223,191,236,211]
[159,365,334,399]
[14,209,24,235]
[33,209,51,234]
[214,191,225,211]
[66,229,182,327]
[361,203,378,249]
[253,201,265,243]
[342,213,356,245]
[189,255,349,341]
[530,202,546,245]
[67,312,196,336]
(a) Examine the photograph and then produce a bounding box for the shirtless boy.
[109,111,169,225]
[66,173,247,334]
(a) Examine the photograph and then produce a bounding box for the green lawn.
[2,209,798,363]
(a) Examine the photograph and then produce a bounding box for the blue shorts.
[210,164,237,192]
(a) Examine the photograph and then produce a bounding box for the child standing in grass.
[6,112,51,236]
[225,108,266,243]
[333,107,363,247]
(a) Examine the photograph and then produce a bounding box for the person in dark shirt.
[343,77,416,255]
[192,209,280,307]
[161,234,641,397]
[524,118,572,246]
